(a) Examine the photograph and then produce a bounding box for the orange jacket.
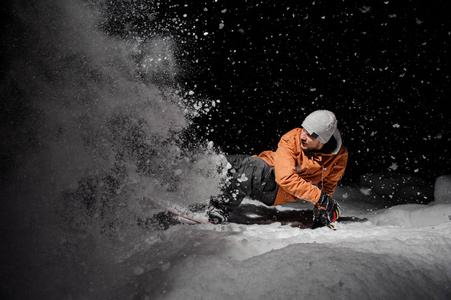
[257,128,348,206]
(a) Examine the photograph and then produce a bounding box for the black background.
[146,0,449,185]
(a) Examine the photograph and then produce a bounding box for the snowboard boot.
[206,194,237,224]
[207,205,229,224]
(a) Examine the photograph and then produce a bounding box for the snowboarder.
[207,110,348,227]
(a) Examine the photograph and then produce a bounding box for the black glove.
[314,191,341,226]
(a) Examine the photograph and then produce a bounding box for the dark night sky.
[141,0,450,184]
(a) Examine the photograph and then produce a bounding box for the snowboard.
[145,200,367,230]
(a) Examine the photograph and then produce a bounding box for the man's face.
[300,128,324,151]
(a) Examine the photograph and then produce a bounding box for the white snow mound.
[434,175,451,204]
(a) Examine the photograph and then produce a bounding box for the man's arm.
[318,150,348,196]
[272,130,322,204]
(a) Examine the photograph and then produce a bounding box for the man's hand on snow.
[314,191,341,226]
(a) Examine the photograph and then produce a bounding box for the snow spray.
[1,1,226,298]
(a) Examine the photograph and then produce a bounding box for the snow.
[106,189,451,300]
[435,175,451,204]
[42,180,448,299]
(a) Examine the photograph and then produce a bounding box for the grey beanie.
[301,110,338,144]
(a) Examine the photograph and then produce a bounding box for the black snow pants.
[215,155,279,211]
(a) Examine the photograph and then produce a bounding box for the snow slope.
[102,188,451,300]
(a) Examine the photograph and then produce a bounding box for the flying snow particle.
[389,163,398,171]
[360,6,371,13]
[134,267,144,275]
[360,188,371,196]
[159,261,171,272]
[237,173,248,183]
